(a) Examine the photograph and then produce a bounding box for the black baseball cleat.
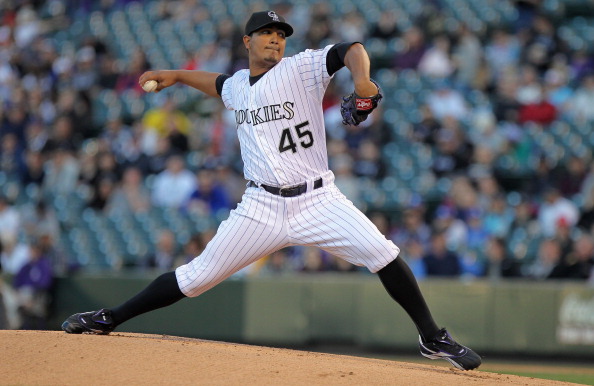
[419,328,482,370]
[61,309,116,335]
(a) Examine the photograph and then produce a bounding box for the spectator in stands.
[174,232,207,267]
[107,166,151,215]
[183,42,231,74]
[0,235,30,276]
[553,216,574,261]
[72,46,98,94]
[492,72,522,123]
[401,238,427,280]
[1,103,28,146]
[0,195,20,245]
[426,81,469,121]
[141,96,192,154]
[140,136,181,176]
[523,14,565,75]
[300,246,332,273]
[517,84,557,125]
[567,49,594,83]
[413,104,441,145]
[337,11,366,43]
[115,49,151,95]
[537,187,579,238]
[0,132,26,180]
[543,64,574,115]
[524,237,563,279]
[55,88,95,139]
[422,230,462,277]
[23,119,48,155]
[484,28,521,82]
[465,208,489,252]
[460,249,485,278]
[304,3,332,49]
[484,236,523,279]
[332,154,362,208]
[513,0,542,33]
[88,176,116,212]
[96,54,120,90]
[431,119,473,177]
[41,115,80,154]
[12,239,54,329]
[391,207,431,256]
[100,118,136,165]
[77,147,99,189]
[151,154,196,209]
[549,234,594,280]
[515,64,541,104]
[567,73,594,123]
[468,107,505,154]
[556,155,588,199]
[13,6,44,49]
[20,201,60,247]
[141,229,179,271]
[21,150,45,187]
[369,10,400,40]
[507,196,540,243]
[523,155,555,199]
[352,139,385,180]
[451,23,482,89]
[418,34,454,79]
[432,205,468,253]
[92,151,121,190]
[392,25,426,70]
[260,249,294,276]
[483,194,514,238]
[185,166,232,217]
[214,18,246,73]
[28,87,56,127]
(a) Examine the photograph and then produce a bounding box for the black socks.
[377,257,440,342]
[110,271,186,327]
[108,259,438,341]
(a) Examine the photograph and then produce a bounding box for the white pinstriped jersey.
[175,44,400,298]
[221,45,334,186]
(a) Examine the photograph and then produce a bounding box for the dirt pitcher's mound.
[0,330,575,386]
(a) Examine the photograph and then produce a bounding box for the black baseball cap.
[245,11,294,37]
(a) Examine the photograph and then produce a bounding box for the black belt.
[249,178,323,197]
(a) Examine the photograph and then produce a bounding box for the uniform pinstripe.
[176,45,399,297]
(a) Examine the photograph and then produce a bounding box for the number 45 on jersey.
[279,121,313,153]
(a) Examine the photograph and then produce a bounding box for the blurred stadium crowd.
[1,0,594,320]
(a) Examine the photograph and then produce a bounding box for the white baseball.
[142,80,158,93]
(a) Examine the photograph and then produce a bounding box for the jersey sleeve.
[294,44,335,97]
[220,73,235,110]
[326,42,359,76]
[216,74,231,97]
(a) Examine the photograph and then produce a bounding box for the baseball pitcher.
[62,10,481,371]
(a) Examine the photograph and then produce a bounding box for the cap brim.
[247,22,293,37]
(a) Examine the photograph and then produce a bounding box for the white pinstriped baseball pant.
[175,172,400,297]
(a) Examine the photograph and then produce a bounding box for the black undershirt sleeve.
[215,74,231,96]
[326,42,360,76]
[218,43,358,90]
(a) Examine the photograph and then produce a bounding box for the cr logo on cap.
[268,11,280,21]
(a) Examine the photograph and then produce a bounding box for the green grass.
[492,370,594,385]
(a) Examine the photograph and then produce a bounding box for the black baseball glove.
[340,79,383,126]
